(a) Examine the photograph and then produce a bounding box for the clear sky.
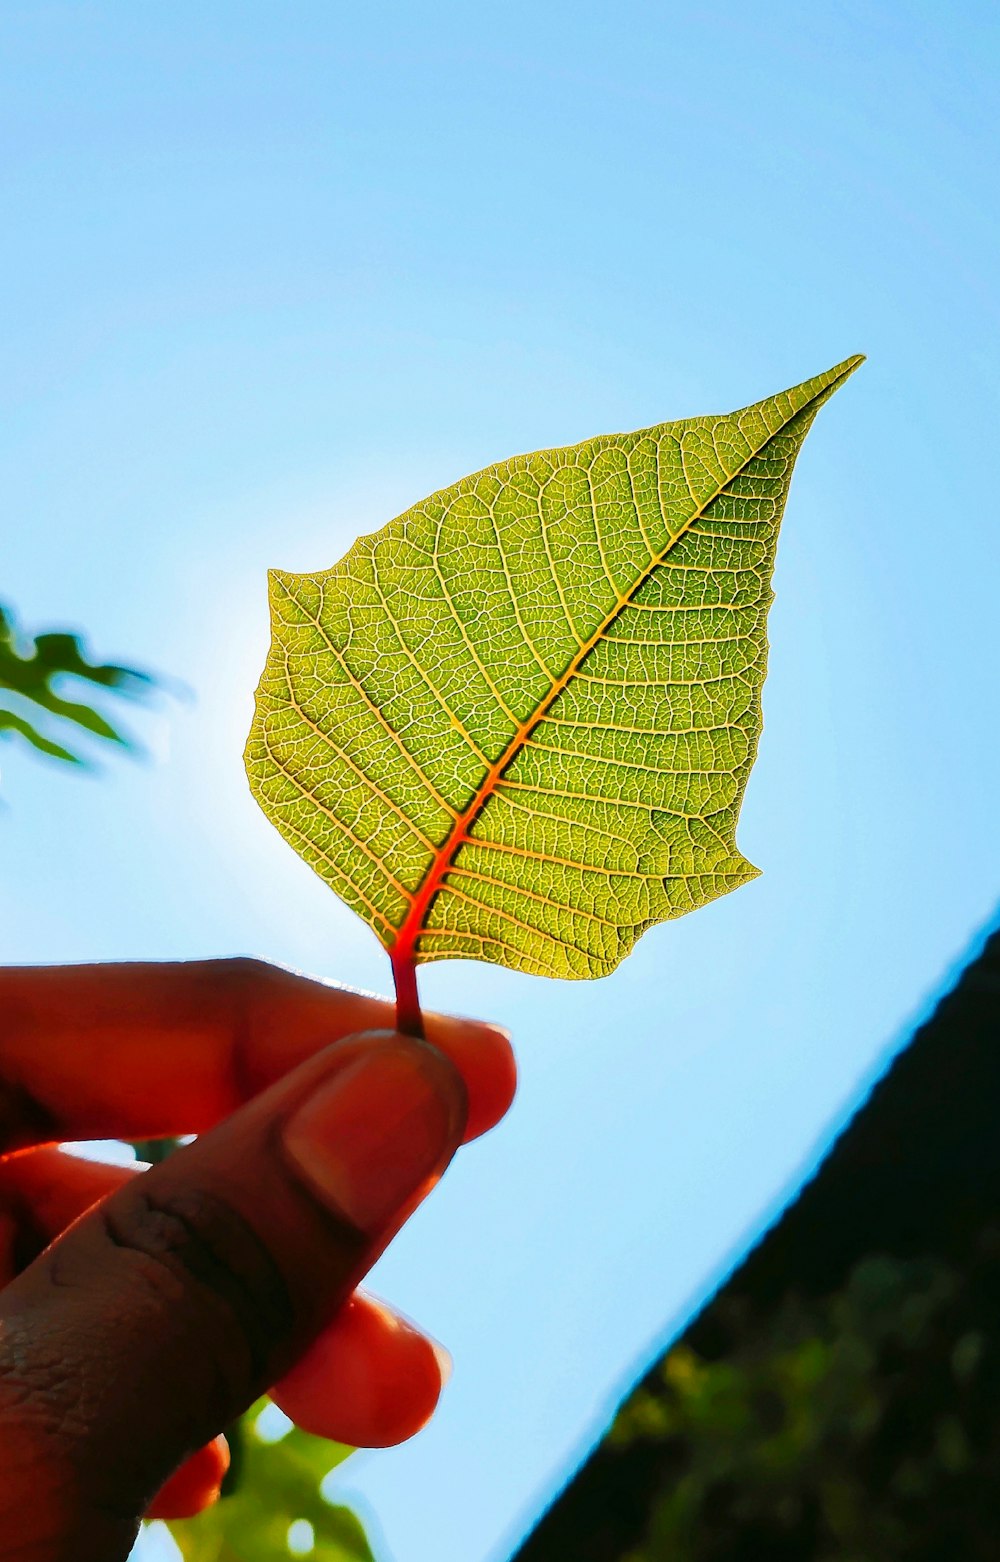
[2,3,999,1559]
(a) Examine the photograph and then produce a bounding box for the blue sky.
[2,3,999,1559]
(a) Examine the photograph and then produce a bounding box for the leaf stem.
[391,948,424,1038]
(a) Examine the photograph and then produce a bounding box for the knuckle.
[214,955,274,1006]
[216,956,282,1101]
[102,1182,294,1398]
[0,1166,297,1548]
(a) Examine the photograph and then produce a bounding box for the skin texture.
[0,958,516,1561]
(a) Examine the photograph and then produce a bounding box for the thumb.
[0,1029,466,1562]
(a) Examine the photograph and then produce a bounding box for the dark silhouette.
[515,918,1000,1561]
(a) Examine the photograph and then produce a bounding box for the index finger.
[0,959,515,1150]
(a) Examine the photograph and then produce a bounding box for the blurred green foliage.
[607,1244,1000,1562]
[166,1402,373,1562]
[0,601,155,765]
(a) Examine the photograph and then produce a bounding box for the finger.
[148,1283,450,1522]
[146,1436,230,1521]
[0,1030,466,1560]
[0,958,515,1149]
[146,1283,450,1522]
[272,1291,450,1448]
[0,1148,452,1445]
[0,1149,134,1281]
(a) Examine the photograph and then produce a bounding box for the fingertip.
[423,1016,517,1141]
[272,1294,447,1447]
[145,1435,230,1520]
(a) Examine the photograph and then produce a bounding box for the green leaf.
[166,1402,371,1562]
[246,360,860,1003]
[0,603,156,769]
[0,708,82,763]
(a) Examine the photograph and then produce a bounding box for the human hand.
[0,959,515,1560]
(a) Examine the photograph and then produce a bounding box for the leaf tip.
[818,354,866,399]
[811,353,866,394]
[774,353,864,425]
[834,352,866,378]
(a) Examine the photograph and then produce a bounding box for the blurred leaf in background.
[165,1401,373,1562]
[0,600,157,766]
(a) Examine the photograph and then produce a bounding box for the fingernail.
[282,1040,460,1234]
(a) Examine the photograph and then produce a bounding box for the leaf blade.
[246,358,861,981]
